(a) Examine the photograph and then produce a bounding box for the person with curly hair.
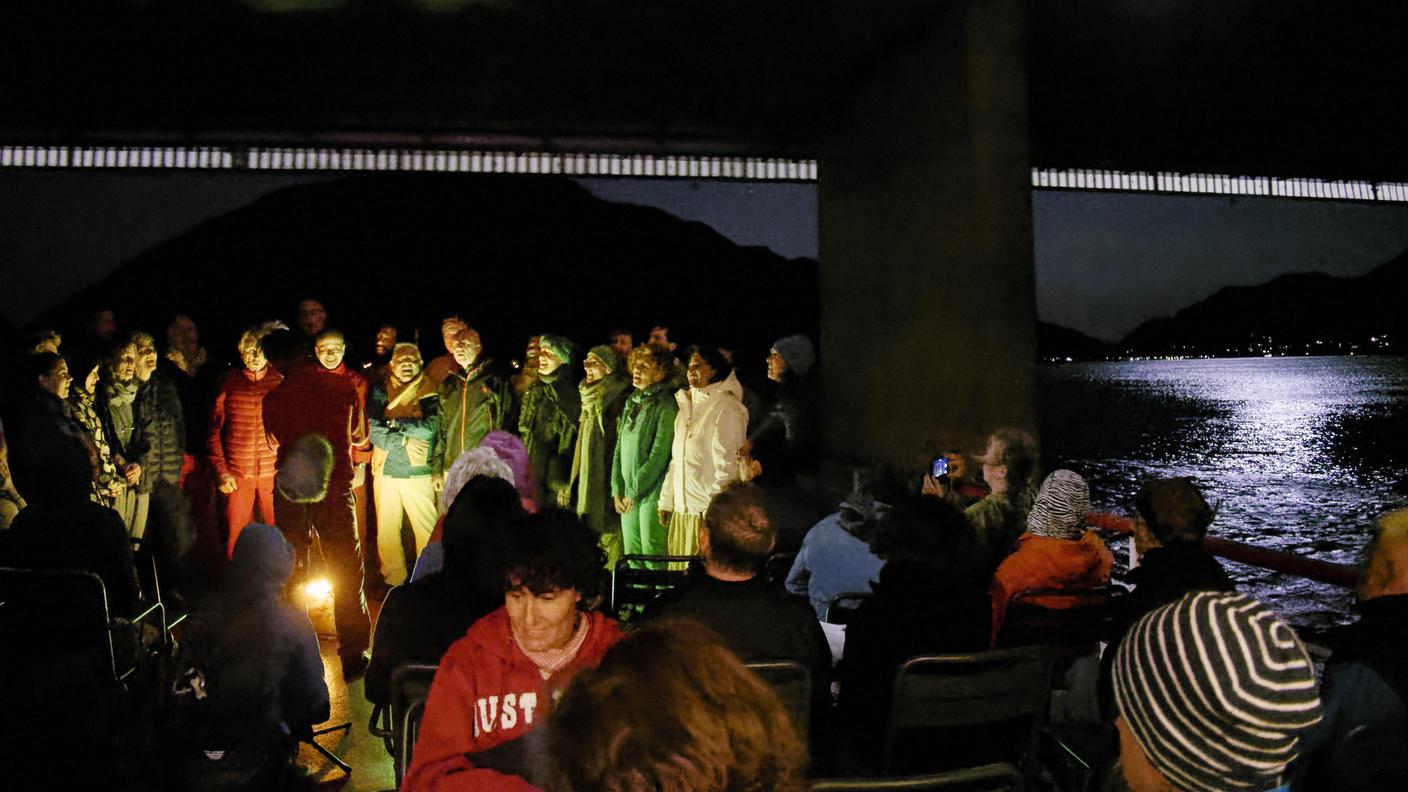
[548,618,810,792]
[403,508,622,791]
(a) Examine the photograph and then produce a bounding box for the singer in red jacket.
[207,327,283,558]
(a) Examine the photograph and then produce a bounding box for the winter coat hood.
[228,523,295,599]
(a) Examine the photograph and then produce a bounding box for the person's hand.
[614,495,626,514]
[123,463,142,486]
[921,474,947,499]
[105,480,127,499]
[621,496,635,513]
[218,473,239,494]
[556,488,572,507]
[658,509,672,526]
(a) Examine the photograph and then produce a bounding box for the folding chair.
[881,647,1054,781]
[745,659,812,741]
[812,762,1024,791]
[609,554,696,621]
[391,662,439,788]
[997,586,1125,650]
[0,565,166,685]
[824,590,873,625]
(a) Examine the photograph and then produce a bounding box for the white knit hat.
[1113,591,1322,792]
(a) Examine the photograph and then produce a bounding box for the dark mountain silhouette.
[1036,322,1113,361]
[1119,252,1408,356]
[35,175,818,369]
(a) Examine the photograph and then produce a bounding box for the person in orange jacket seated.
[402,508,623,792]
[988,469,1113,646]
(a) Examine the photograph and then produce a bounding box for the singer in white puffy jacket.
[658,346,750,562]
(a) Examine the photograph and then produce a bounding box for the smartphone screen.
[931,455,949,479]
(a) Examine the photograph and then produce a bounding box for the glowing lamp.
[304,578,333,604]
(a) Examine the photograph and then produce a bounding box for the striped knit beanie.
[1026,469,1090,540]
[1113,592,1322,792]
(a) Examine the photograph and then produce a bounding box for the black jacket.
[0,499,142,618]
[131,372,186,492]
[365,571,500,706]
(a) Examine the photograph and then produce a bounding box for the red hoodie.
[402,607,622,792]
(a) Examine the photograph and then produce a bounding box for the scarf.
[104,377,140,447]
[384,371,434,420]
[578,373,628,434]
[522,372,579,456]
[514,612,591,680]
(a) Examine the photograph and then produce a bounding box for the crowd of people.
[0,300,1405,791]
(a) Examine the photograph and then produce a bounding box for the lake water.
[1036,356,1408,629]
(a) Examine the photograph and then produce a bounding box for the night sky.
[3,171,1406,343]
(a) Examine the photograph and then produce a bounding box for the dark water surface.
[1037,356,1408,628]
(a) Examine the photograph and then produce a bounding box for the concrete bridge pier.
[817,0,1037,467]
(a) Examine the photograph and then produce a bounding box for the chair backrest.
[0,565,117,681]
[882,647,1053,775]
[391,662,440,788]
[824,590,873,625]
[745,659,811,740]
[610,554,696,620]
[998,585,1125,649]
[812,762,1024,791]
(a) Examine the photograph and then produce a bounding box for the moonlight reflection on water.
[1038,356,1408,629]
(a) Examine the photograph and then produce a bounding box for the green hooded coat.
[610,381,678,502]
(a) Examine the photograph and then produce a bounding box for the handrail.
[1088,513,1360,589]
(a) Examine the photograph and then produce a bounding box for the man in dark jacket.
[172,522,329,789]
[1302,508,1408,789]
[643,482,831,758]
[433,324,512,493]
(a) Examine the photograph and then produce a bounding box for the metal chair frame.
[745,659,812,741]
[390,662,440,788]
[609,553,698,617]
[881,647,1054,780]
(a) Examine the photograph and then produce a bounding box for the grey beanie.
[1113,592,1322,792]
[772,334,816,377]
[1026,470,1091,540]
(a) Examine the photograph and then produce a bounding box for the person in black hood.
[170,523,329,790]
[835,495,991,772]
[364,475,525,706]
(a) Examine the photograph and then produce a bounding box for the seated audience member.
[365,475,525,707]
[548,619,810,792]
[1097,477,1235,720]
[920,449,987,511]
[1301,508,1408,790]
[0,440,141,618]
[170,523,329,790]
[988,469,1114,645]
[1112,592,1321,792]
[835,496,990,770]
[966,427,1038,571]
[403,508,622,791]
[409,432,536,582]
[642,482,831,756]
[1119,477,1235,620]
[785,467,892,620]
[643,481,830,669]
